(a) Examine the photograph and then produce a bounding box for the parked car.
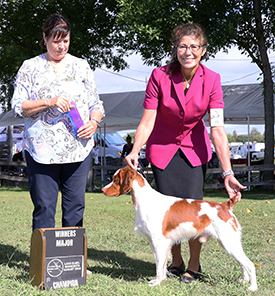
[252,148,265,160]
[252,148,275,160]
[94,132,126,166]
[93,132,148,167]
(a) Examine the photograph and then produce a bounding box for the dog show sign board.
[30,227,87,290]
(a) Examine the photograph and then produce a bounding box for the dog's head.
[102,166,137,197]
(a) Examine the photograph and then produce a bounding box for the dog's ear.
[119,167,136,193]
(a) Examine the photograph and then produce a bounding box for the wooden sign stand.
[30,227,87,290]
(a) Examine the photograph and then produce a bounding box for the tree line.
[227,127,266,143]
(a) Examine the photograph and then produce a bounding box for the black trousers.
[152,149,206,200]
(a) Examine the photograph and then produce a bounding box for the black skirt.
[151,149,206,200]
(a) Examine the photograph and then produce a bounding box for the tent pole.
[98,125,104,186]
[100,123,107,186]
[103,123,106,166]
[247,114,250,191]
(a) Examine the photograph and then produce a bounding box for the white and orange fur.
[102,166,257,291]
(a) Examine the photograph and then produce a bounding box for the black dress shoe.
[167,261,185,278]
[180,265,202,283]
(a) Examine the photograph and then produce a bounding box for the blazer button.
[178,131,183,135]
[179,122,183,126]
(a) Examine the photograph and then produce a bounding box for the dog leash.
[136,165,148,179]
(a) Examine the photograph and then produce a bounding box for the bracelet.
[91,118,101,127]
[222,169,234,179]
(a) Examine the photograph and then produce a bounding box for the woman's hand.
[125,152,140,170]
[77,120,98,139]
[49,95,71,113]
[224,175,247,201]
[77,110,102,139]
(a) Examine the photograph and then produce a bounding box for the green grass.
[0,187,274,295]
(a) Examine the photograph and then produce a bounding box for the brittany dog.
[102,166,257,291]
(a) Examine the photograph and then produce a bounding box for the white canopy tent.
[96,91,144,132]
[204,83,273,125]
[0,83,273,130]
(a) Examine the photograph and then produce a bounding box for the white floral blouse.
[11,53,105,164]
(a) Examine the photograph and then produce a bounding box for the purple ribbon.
[67,101,84,134]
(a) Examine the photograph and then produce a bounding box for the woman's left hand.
[77,120,98,139]
[224,175,247,202]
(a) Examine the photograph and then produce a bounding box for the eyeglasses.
[177,44,205,53]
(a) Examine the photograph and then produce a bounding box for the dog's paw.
[248,285,258,292]
[248,284,258,291]
[240,278,258,291]
[148,278,161,286]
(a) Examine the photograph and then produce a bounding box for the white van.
[93,132,148,167]
[94,132,126,166]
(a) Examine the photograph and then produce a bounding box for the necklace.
[182,71,192,90]
[50,62,59,73]
[45,53,66,75]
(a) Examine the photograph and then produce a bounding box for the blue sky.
[94,47,275,135]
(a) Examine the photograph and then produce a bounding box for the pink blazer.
[143,64,224,170]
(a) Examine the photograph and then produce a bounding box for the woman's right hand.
[49,95,71,113]
[125,151,139,170]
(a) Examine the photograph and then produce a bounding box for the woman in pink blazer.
[125,23,245,283]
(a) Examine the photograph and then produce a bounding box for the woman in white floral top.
[11,14,105,231]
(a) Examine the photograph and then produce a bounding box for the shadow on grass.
[0,244,156,283]
[0,243,30,280]
[0,185,29,192]
[87,247,156,281]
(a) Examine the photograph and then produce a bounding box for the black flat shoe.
[167,261,185,278]
[180,265,202,283]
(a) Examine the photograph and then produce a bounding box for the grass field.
[0,186,274,295]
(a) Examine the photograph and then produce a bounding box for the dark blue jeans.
[25,151,91,230]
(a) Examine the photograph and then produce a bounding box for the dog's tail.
[227,195,239,210]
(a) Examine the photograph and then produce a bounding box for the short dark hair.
[167,23,208,76]
[126,135,132,140]
[40,14,70,49]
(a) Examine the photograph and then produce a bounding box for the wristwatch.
[222,169,234,179]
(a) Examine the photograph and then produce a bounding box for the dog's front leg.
[148,238,172,286]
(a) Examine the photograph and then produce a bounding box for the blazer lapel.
[171,71,185,111]
[171,65,204,110]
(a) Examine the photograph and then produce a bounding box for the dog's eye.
[113,179,119,184]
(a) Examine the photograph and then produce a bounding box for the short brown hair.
[40,14,70,49]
